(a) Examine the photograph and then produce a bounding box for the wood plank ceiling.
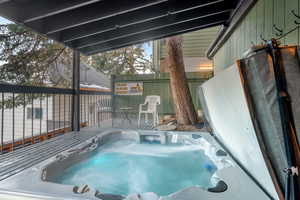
[0,0,241,55]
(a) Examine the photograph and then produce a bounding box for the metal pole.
[1,93,3,153]
[12,93,15,151]
[46,94,48,135]
[39,93,42,138]
[31,94,34,143]
[22,94,25,146]
[72,50,80,132]
[111,75,116,127]
[64,94,66,129]
[58,95,61,129]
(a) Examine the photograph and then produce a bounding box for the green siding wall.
[114,73,212,115]
[154,26,220,59]
[213,0,299,73]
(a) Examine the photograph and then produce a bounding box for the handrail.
[0,84,112,95]
[0,84,74,94]
[80,90,111,95]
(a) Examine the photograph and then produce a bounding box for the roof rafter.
[68,8,232,49]
[86,21,226,55]
[81,12,230,55]
[0,0,102,23]
[27,0,168,34]
[50,0,227,42]
[0,0,241,54]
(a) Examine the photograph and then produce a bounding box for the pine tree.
[84,44,153,75]
[0,24,70,87]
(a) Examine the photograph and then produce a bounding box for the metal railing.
[79,90,112,128]
[0,84,112,154]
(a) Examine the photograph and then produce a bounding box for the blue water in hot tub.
[55,140,216,196]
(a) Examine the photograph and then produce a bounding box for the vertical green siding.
[214,0,300,73]
[285,0,299,44]
[157,26,220,58]
[114,73,211,115]
[256,0,265,42]
[143,81,173,114]
[264,0,274,40]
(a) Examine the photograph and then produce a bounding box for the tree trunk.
[166,36,198,125]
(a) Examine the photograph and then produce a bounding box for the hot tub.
[0,129,270,200]
[40,130,230,199]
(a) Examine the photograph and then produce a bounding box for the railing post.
[111,75,116,127]
[72,50,80,132]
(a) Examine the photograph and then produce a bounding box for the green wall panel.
[274,0,286,44]
[256,0,265,45]
[264,0,274,41]
[214,0,300,72]
[143,81,173,114]
[250,5,258,45]
[158,26,220,58]
[285,0,299,45]
[114,73,210,115]
[244,13,251,48]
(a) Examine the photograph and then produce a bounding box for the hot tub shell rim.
[42,129,232,198]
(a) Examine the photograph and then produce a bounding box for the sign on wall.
[115,82,143,95]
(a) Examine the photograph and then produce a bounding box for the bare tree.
[167,36,198,125]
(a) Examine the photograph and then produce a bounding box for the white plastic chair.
[138,95,160,128]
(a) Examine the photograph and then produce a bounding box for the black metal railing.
[79,90,112,128]
[0,84,112,154]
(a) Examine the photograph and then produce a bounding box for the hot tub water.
[54,140,216,196]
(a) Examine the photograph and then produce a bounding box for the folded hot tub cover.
[238,45,300,196]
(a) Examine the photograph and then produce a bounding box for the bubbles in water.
[55,140,217,196]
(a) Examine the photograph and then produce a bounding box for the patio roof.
[0,0,241,55]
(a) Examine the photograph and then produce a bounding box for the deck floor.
[0,128,110,181]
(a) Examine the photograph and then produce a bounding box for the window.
[27,108,33,119]
[27,108,43,119]
[160,39,166,45]
[35,108,43,119]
